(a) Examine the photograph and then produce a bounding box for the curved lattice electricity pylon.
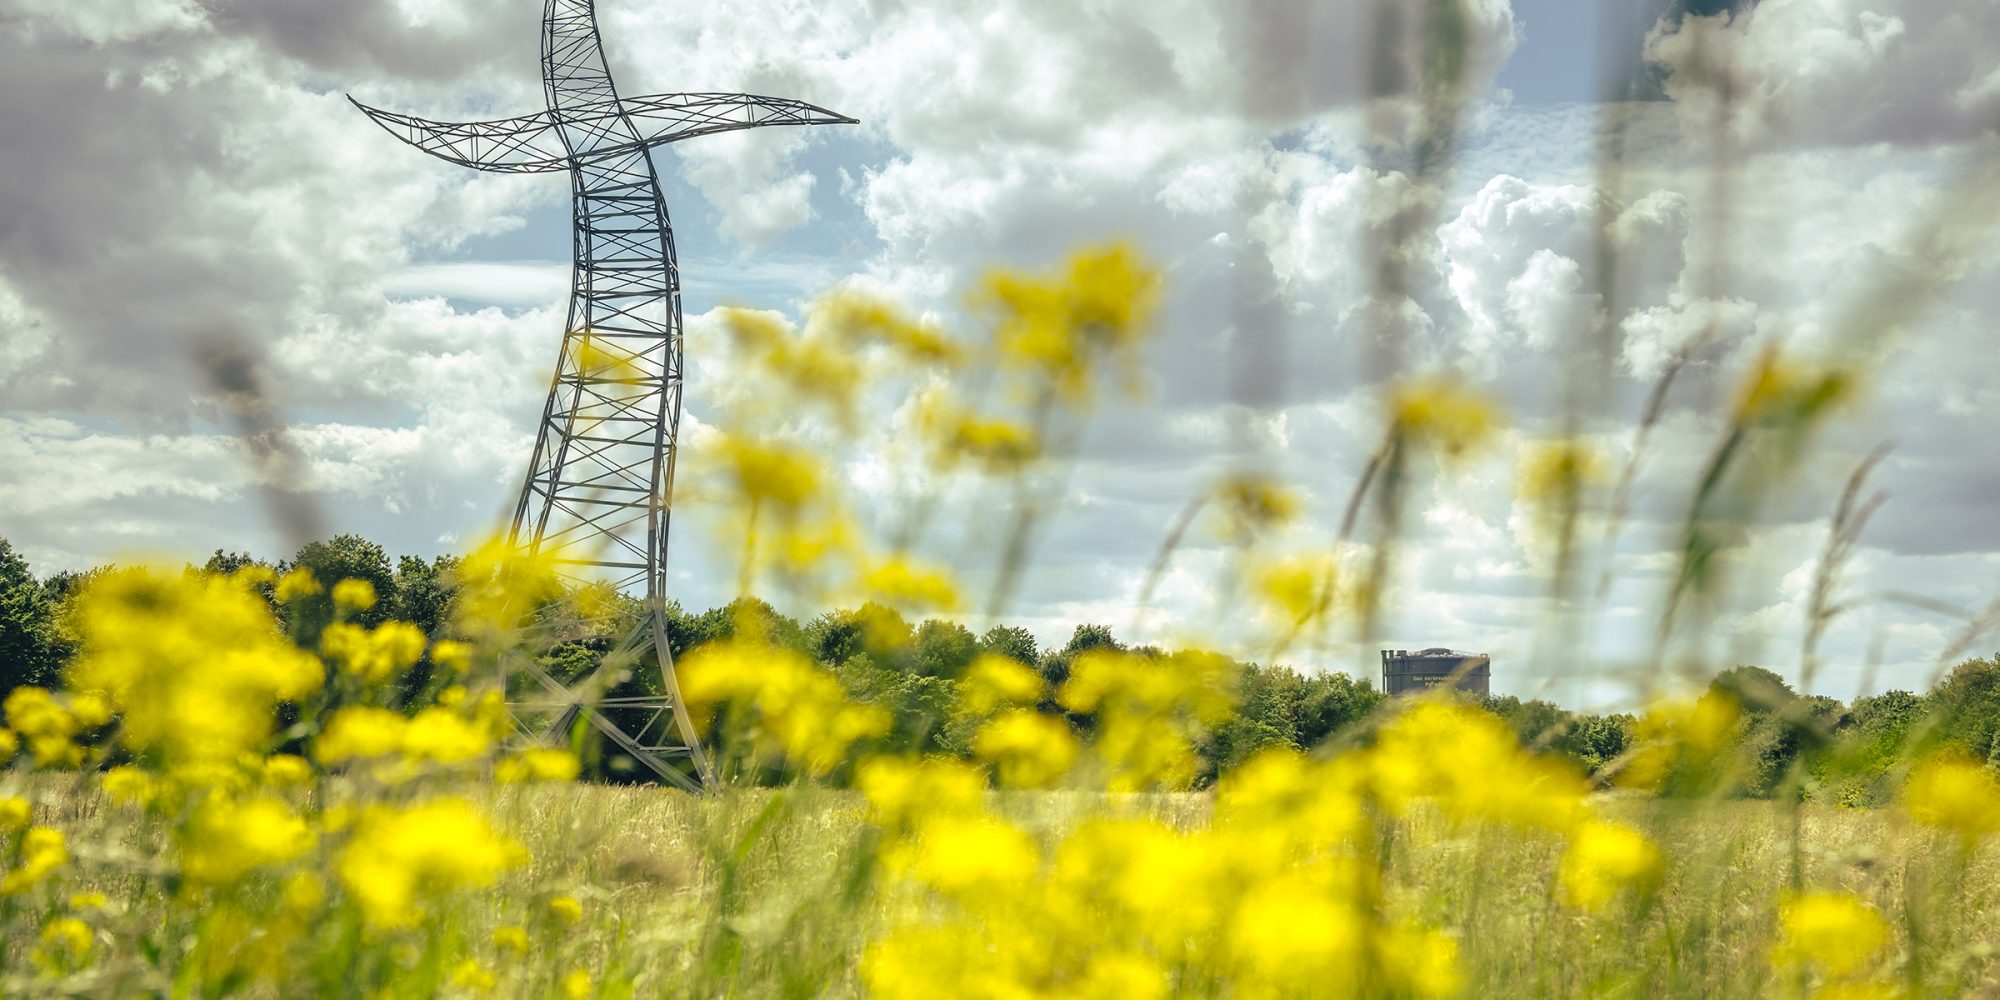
[353,0,854,790]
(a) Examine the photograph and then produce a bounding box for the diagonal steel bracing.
[353,0,854,789]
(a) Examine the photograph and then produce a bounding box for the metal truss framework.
[354,0,853,790]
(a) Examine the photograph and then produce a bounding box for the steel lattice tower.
[353,0,853,790]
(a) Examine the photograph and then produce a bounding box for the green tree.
[392,554,460,639]
[1294,671,1384,749]
[0,538,66,694]
[1039,623,1122,689]
[912,619,978,679]
[977,625,1039,666]
[284,534,398,641]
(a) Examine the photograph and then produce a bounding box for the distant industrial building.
[1380,648,1491,697]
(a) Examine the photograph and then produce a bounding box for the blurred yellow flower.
[1773,891,1890,977]
[2,827,68,895]
[973,709,1078,788]
[335,798,525,929]
[979,243,1162,402]
[0,728,16,763]
[331,578,377,616]
[322,621,428,686]
[493,925,531,954]
[315,707,407,764]
[450,958,497,993]
[1213,472,1302,542]
[274,566,321,604]
[496,748,582,784]
[39,915,91,957]
[180,796,315,886]
[1390,377,1500,460]
[67,567,323,767]
[1559,820,1664,910]
[1902,751,2000,847]
[561,969,594,1000]
[1734,346,1857,428]
[957,654,1045,716]
[887,815,1038,898]
[547,894,584,925]
[681,637,888,774]
[66,891,108,911]
[0,795,29,833]
[263,753,314,787]
[861,556,961,614]
[399,706,492,766]
[856,756,986,834]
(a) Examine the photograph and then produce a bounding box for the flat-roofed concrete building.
[1380,648,1491,697]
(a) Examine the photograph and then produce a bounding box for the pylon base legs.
[507,602,712,793]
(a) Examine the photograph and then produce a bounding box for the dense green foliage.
[4,533,1996,796]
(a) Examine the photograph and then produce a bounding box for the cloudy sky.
[2,0,1997,707]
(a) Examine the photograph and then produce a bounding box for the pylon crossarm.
[347,91,854,174]
[346,98,570,174]
[619,92,859,146]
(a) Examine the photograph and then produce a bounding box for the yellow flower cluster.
[67,567,323,769]
[1058,649,1236,791]
[1389,377,1500,461]
[1901,750,2000,848]
[1772,891,1891,979]
[977,243,1163,403]
[315,699,505,775]
[321,620,429,686]
[335,798,526,930]
[1,686,107,767]
[679,636,889,775]
[1618,691,1743,792]
[3,826,69,896]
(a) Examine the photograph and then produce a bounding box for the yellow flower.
[450,958,497,993]
[973,709,1078,788]
[450,537,568,642]
[1228,882,1365,990]
[67,891,108,911]
[2,827,68,895]
[561,969,594,1000]
[547,895,584,925]
[1390,377,1500,460]
[1733,346,1857,427]
[101,766,154,806]
[957,654,1045,716]
[0,728,16,763]
[1376,922,1466,999]
[496,748,582,784]
[886,815,1038,899]
[180,796,316,886]
[709,434,823,516]
[331,578,377,616]
[1902,751,2000,847]
[1213,472,1302,542]
[2,686,81,767]
[817,289,963,366]
[680,637,889,774]
[1773,892,1891,977]
[274,566,321,603]
[39,915,91,956]
[399,706,492,766]
[493,925,531,954]
[1559,821,1664,911]
[315,707,408,764]
[335,798,526,929]
[861,556,961,614]
[430,639,474,674]
[979,243,1162,402]
[322,621,428,686]
[66,567,323,766]
[263,753,314,787]
[0,795,30,832]
[855,756,987,834]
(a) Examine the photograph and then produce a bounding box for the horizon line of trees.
[3,533,1997,799]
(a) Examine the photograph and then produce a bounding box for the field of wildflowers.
[1,236,1998,999]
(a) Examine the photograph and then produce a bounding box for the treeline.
[2,533,1996,796]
